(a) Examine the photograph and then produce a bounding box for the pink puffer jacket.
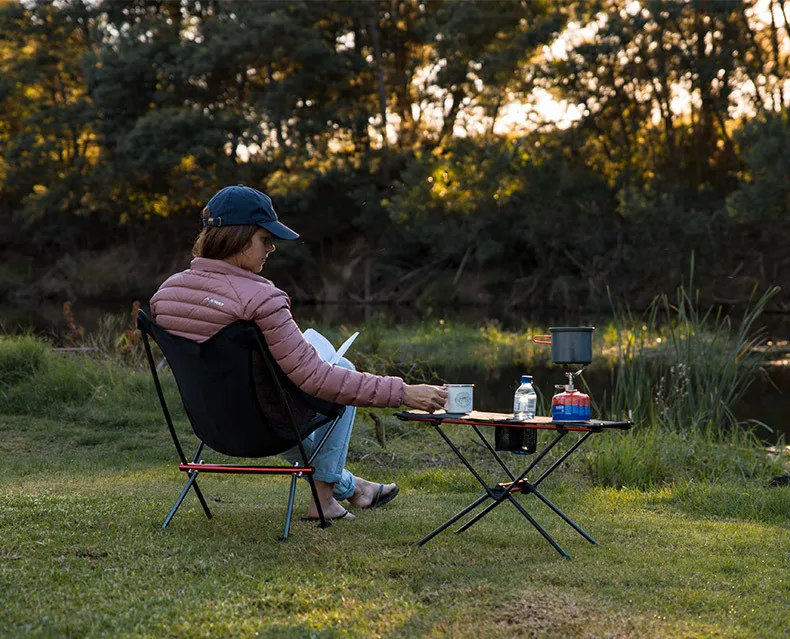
[150,258,405,408]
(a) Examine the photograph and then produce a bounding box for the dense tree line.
[0,0,788,312]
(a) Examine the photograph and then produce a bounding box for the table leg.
[471,425,516,481]
[533,432,593,488]
[504,493,572,559]
[458,429,596,548]
[454,429,568,534]
[415,493,490,547]
[515,480,598,545]
[472,426,567,481]
[450,487,572,559]
[431,423,572,558]
[432,423,501,500]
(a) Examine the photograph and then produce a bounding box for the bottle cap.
[521,375,532,383]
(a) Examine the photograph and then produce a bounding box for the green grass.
[2,344,790,637]
[2,280,789,638]
[584,421,785,489]
[2,409,789,638]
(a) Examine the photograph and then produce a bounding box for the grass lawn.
[2,401,789,638]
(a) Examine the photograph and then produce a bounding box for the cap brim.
[262,220,299,240]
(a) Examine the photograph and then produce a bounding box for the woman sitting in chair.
[150,185,447,522]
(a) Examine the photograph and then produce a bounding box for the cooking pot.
[532,327,594,365]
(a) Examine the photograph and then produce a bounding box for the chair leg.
[280,474,299,541]
[186,442,212,522]
[191,480,213,521]
[163,470,212,528]
[163,471,197,528]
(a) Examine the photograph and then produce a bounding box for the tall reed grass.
[600,284,777,432]
[585,267,785,488]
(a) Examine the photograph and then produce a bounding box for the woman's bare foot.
[306,480,355,520]
[305,498,355,520]
[347,477,399,509]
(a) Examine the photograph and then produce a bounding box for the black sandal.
[367,484,399,509]
[300,509,352,521]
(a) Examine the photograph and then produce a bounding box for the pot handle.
[532,334,551,345]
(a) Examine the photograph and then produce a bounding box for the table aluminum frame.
[395,411,632,560]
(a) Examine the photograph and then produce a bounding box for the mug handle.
[532,334,551,345]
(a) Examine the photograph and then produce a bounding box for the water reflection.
[0,298,588,334]
[432,362,789,444]
[3,299,790,338]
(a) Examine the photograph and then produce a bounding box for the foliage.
[0,1,788,309]
[599,276,779,432]
[726,113,790,250]
[584,274,785,488]
[0,333,46,387]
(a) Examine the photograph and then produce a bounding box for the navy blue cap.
[203,185,299,240]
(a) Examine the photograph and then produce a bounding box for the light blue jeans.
[281,357,357,501]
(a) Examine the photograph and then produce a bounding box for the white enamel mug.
[445,384,474,413]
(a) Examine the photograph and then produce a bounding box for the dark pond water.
[2,299,789,444]
[0,298,620,335]
[441,363,790,445]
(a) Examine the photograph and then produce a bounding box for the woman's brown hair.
[192,205,259,259]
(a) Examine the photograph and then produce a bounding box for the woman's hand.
[403,384,448,412]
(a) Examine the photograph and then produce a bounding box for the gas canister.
[551,388,591,422]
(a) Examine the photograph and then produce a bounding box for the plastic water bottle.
[513,375,537,421]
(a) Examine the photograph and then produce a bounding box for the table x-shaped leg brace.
[416,420,599,559]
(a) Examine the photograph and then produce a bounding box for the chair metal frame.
[138,311,343,539]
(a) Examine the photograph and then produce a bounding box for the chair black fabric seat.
[137,310,345,537]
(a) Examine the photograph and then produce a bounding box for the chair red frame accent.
[178,463,315,475]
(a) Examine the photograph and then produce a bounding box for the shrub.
[587,266,782,488]
[0,335,47,388]
[0,333,178,418]
[587,423,785,489]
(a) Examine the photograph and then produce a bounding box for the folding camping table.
[395,410,632,559]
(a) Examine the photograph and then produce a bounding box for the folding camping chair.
[137,310,345,539]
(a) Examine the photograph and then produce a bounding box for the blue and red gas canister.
[551,387,591,422]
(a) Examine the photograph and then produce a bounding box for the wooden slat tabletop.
[395,410,632,431]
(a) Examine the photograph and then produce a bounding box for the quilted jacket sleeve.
[248,287,406,408]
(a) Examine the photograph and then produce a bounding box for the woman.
[150,185,447,522]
